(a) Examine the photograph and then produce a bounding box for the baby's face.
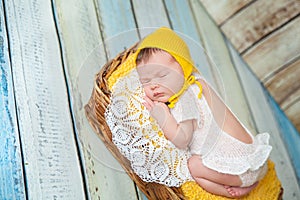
[137,51,185,103]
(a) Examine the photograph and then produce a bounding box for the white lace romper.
[170,80,272,187]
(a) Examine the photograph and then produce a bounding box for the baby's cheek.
[164,78,184,94]
[143,87,152,98]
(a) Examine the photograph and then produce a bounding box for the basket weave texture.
[84,44,283,200]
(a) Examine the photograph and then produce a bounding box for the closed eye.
[158,72,168,78]
[140,79,150,84]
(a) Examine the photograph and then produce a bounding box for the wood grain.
[132,0,169,37]
[268,94,300,186]
[4,0,85,199]
[286,99,300,131]
[94,0,139,59]
[0,2,26,199]
[243,16,300,82]
[200,0,254,25]
[221,0,300,53]
[266,58,300,106]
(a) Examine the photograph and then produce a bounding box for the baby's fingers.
[142,102,151,110]
[144,96,154,106]
[143,96,154,110]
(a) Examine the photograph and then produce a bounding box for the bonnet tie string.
[167,75,202,108]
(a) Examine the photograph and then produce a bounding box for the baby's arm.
[143,96,194,149]
[199,78,253,144]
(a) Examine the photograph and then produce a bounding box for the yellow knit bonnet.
[107,27,202,108]
[137,27,202,108]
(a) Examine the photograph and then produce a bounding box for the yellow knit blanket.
[181,160,281,200]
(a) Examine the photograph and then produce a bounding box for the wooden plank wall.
[200,0,300,139]
[0,0,299,199]
[0,1,25,199]
[3,0,86,199]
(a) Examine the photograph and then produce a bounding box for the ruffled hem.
[202,132,272,175]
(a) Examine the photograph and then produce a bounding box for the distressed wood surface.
[266,58,300,107]
[190,0,254,132]
[94,0,139,59]
[53,0,139,199]
[132,0,169,37]
[0,2,25,199]
[200,0,254,25]
[228,41,300,199]
[4,0,85,199]
[268,95,300,186]
[285,100,300,132]
[221,0,300,53]
[243,17,300,82]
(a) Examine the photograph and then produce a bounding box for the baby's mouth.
[153,92,163,97]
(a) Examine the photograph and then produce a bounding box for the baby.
[135,27,272,198]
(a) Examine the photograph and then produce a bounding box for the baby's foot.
[225,182,258,197]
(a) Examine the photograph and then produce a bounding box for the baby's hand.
[142,96,155,111]
[143,96,170,126]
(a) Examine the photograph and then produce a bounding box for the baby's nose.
[150,83,159,89]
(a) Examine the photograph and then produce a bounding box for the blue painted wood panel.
[95,0,139,59]
[4,0,86,198]
[0,2,26,199]
[268,92,300,184]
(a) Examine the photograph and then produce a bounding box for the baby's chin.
[154,96,170,103]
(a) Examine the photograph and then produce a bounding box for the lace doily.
[105,69,193,187]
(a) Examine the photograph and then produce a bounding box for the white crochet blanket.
[105,69,193,187]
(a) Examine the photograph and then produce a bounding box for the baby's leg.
[188,155,256,197]
[188,155,242,186]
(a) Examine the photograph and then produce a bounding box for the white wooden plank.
[228,41,300,199]
[220,0,300,53]
[190,0,255,132]
[94,0,139,59]
[4,0,85,199]
[132,0,169,37]
[0,2,25,199]
[243,16,300,82]
[268,93,300,187]
[53,0,139,199]
[265,59,300,107]
[200,0,254,25]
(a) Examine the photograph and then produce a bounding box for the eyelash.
[141,74,167,84]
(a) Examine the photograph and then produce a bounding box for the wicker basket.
[84,44,284,200]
